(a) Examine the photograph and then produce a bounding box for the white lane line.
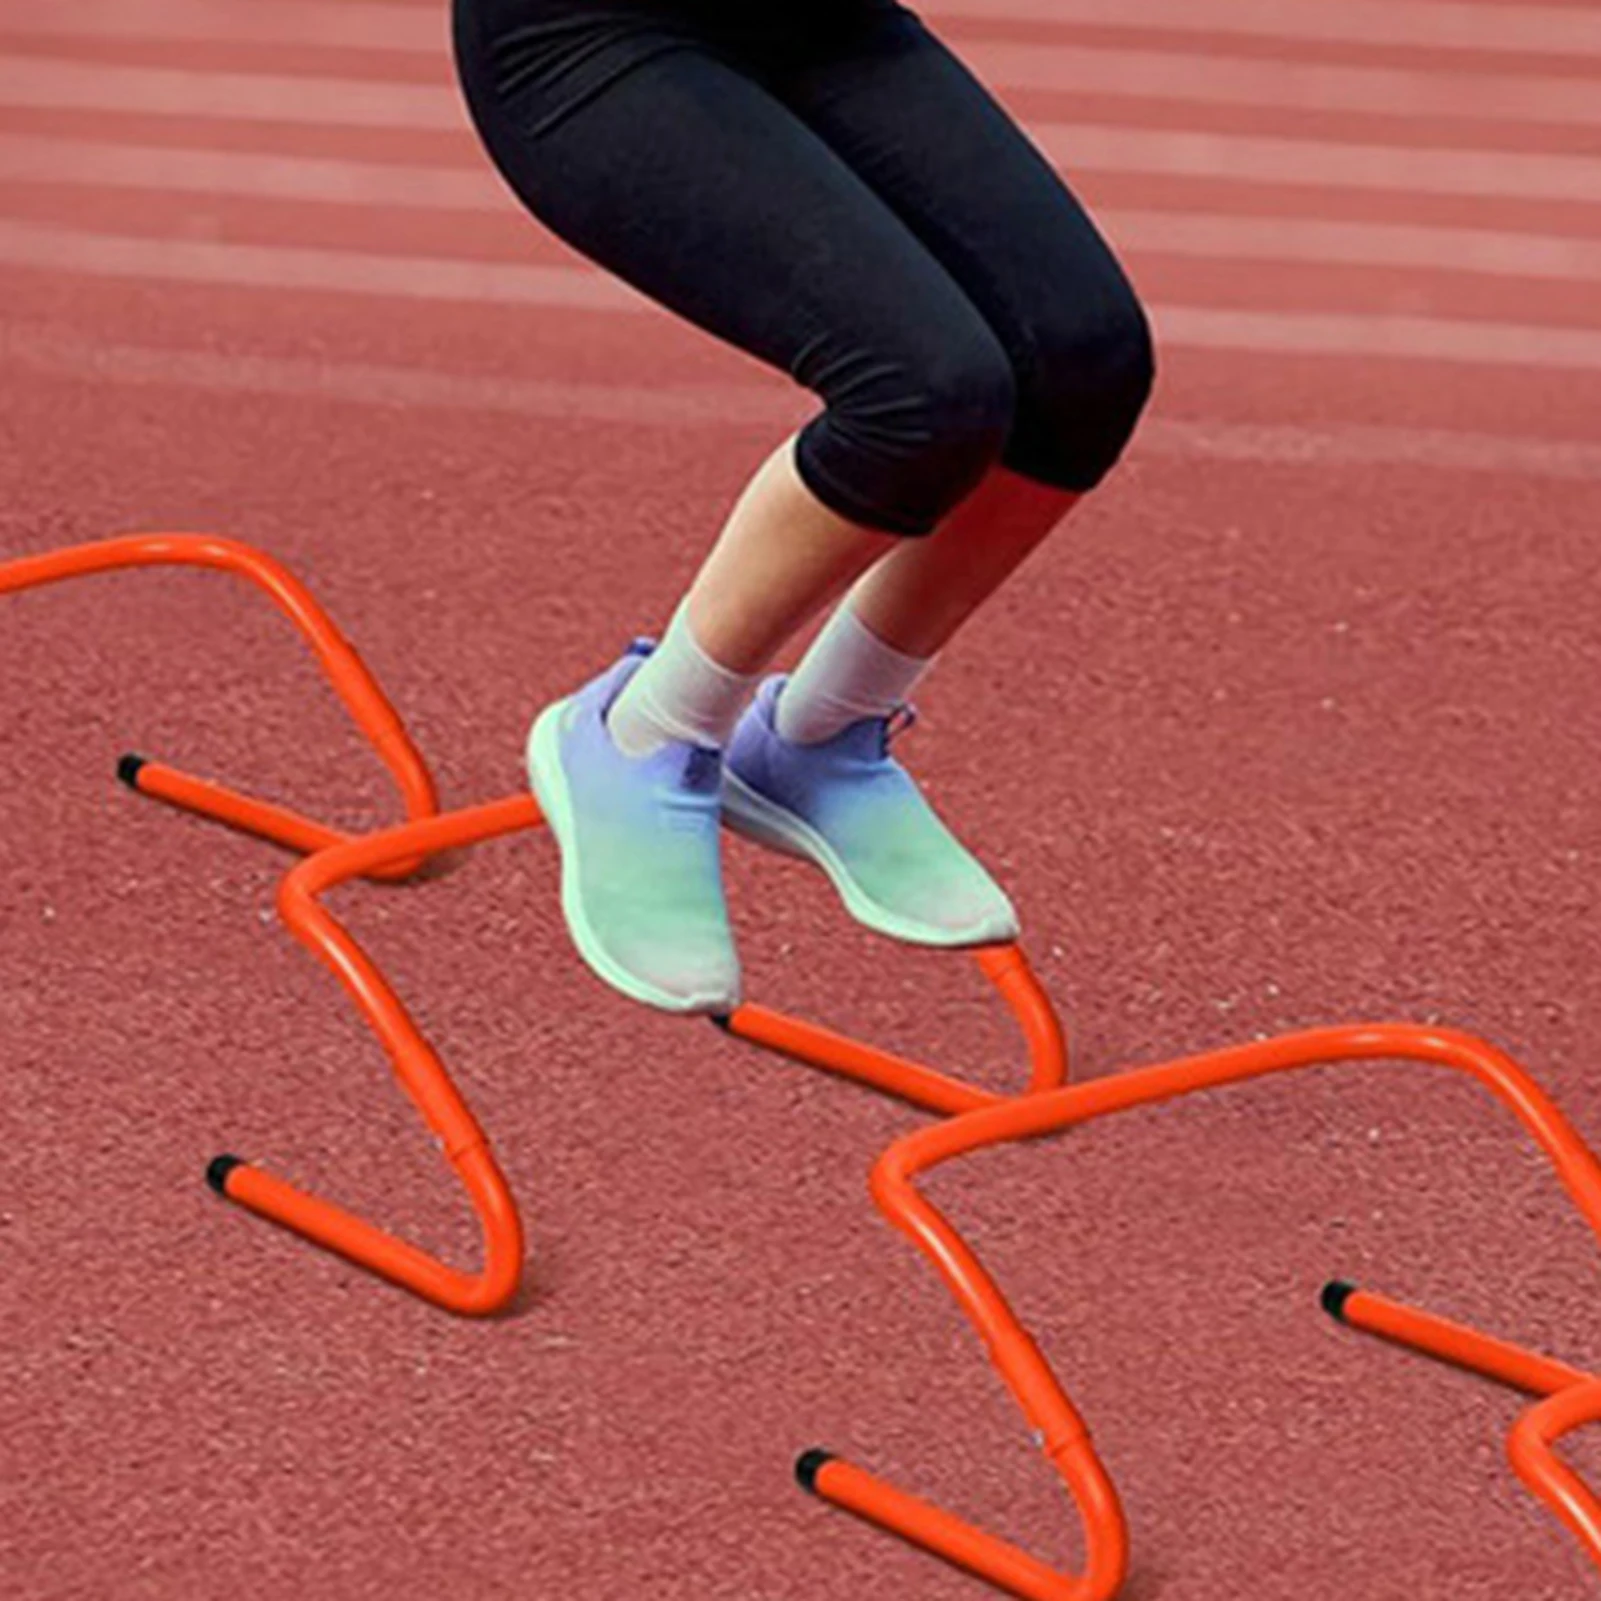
[0,56,463,129]
[0,0,444,55]
[4,57,1600,205]
[1032,123,1601,207]
[0,217,642,310]
[0,133,499,209]
[0,319,804,429]
[5,58,1601,205]
[13,0,1601,64]
[5,134,1601,285]
[1141,417,1601,481]
[7,11,1601,130]
[961,41,1601,130]
[922,0,1601,60]
[3,220,1600,373]
[8,320,1601,482]
[1101,208,1601,284]
[1153,304,1601,370]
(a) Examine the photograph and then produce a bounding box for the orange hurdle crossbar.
[0,533,438,867]
[792,1024,1601,1600]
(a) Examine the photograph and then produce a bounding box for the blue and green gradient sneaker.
[723,677,1019,947]
[527,642,740,1014]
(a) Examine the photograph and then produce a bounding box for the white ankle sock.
[775,602,933,745]
[606,601,758,757]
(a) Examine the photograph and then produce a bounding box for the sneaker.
[722,676,1019,947]
[527,641,740,1013]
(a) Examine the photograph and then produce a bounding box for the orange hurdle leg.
[1320,1282,1601,1570]
[1321,1281,1591,1398]
[1509,1379,1601,1565]
[720,942,1067,1116]
[208,796,542,1316]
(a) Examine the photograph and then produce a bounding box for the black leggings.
[453,0,1154,536]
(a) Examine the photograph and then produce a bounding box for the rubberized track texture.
[6,2,1601,1594]
[5,534,1601,1599]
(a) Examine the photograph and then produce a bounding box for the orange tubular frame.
[792,1024,1601,1598]
[213,797,541,1315]
[0,535,520,1308]
[719,942,1067,1115]
[13,536,1601,1584]
[0,534,1063,1317]
[0,534,438,867]
[222,784,1061,1313]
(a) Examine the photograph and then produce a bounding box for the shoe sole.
[528,701,738,1015]
[721,767,1018,949]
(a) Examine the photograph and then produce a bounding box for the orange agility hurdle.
[792,1024,1601,1597]
[0,535,533,1309]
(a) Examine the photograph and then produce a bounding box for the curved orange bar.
[0,534,439,865]
[210,795,542,1315]
[794,1024,1601,1598]
[1509,1380,1601,1564]
[721,944,1067,1115]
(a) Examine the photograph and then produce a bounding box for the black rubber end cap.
[795,1450,836,1495]
[206,1154,244,1196]
[1321,1280,1358,1323]
[709,1014,733,1033]
[116,753,148,790]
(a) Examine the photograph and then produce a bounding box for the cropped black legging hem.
[794,430,937,538]
[454,0,1155,537]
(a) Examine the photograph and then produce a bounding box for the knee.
[1010,281,1155,492]
[799,319,1015,536]
[920,327,1018,465]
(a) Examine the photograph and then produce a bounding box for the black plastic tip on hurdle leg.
[206,1154,244,1197]
[116,753,149,790]
[795,1450,837,1495]
[1321,1280,1359,1324]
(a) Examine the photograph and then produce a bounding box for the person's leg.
[723,13,1154,946]
[768,8,1152,696]
[768,469,1074,747]
[850,471,1080,658]
[458,14,1025,680]
[603,436,879,757]
[453,10,1019,1000]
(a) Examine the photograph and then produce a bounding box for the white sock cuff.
[775,601,933,745]
[607,600,757,757]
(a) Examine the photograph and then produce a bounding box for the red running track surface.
[3,2,1601,1598]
